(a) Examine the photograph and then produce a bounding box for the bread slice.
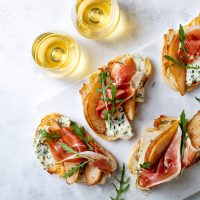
[80,54,152,141]
[34,113,117,185]
[187,111,200,150]
[128,111,200,189]
[162,14,200,95]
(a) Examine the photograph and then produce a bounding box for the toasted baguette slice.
[80,54,152,141]
[128,111,200,189]
[34,113,117,185]
[187,111,200,150]
[162,14,200,95]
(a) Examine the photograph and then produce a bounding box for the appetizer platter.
[35,15,200,200]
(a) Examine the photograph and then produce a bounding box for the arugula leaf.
[164,55,200,70]
[63,160,89,178]
[140,162,151,169]
[164,55,184,66]
[164,25,200,70]
[58,142,93,160]
[110,84,123,115]
[179,110,188,156]
[195,96,200,103]
[70,121,93,150]
[97,71,123,120]
[98,71,111,121]
[39,130,61,143]
[110,163,130,200]
[179,24,188,59]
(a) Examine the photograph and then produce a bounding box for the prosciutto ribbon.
[48,127,114,172]
[138,128,182,188]
[179,29,200,64]
[138,126,200,188]
[48,127,87,163]
[96,83,134,116]
[96,58,137,117]
[108,58,137,84]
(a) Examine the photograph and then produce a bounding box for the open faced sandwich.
[80,54,152,141]
[128,110,200,190]
[34,113,117,185]
[162,14,200,95]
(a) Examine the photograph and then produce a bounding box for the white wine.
[32,33,80,77]
[75,0,120,39]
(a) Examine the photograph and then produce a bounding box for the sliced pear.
[64,163,79,184]
[145,121,179,166]
[168,35,186,96]
[83,80,106,135]
[84,164,102,185]
[122,95,136,121]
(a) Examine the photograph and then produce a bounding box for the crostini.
[34,113,117,185]
[128,111,200,190]
[162,14,200,96]
[80,54,152,141]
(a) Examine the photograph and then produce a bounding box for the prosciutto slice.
[47,127,115,173]
[58,127,87,152]
[48,127,87,162]
[138,128,182,189]
[96,58,137,117]
[58,151,116,172]
[107,58,137,84]
[96,84,134,117]
[179,28,200,64]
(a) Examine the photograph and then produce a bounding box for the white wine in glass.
[73,0,120,39]
[32,33,80,77]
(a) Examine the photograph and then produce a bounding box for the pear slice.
[145,121,179,166]
[64,163,79,184]
[168,35,186,96]
[84,165,102,185]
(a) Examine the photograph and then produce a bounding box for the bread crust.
[80,54,152,141]
[162,14,200,94]
[34,113,117,185]
[187,111,200,150]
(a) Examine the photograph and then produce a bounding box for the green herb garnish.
[70,121,93,150]
[63,160,89,178]
[97,71,122,120]
[140,162,151,169]
[195,96,200,102]
[179,110,188,156]
[58,142,93,160]
[179,24,188,59]
[110,84,123,115]
[164,55,200,70]
[39,130,61,143]
[164,24,200,70]
[59,142,94,178]
[110,163,130,200]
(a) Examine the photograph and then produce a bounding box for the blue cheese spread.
[186,57,200,86]
[105,107,133,139]
[58,116,71,127]
[34,131,54,170]
[34,116,71,169]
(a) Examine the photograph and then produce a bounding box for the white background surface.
[0,0,200,200]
